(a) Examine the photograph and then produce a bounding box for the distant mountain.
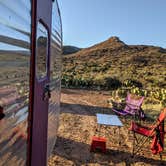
[62,45,81,55]
[62,36,166,90]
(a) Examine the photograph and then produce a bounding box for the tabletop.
[96,113,123,127]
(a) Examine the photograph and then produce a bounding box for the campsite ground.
[48,88,166,166]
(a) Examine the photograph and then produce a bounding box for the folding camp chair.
[112,93,145,119]
[129,108,166,159]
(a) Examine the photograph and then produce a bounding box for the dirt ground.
[48,88,166,166]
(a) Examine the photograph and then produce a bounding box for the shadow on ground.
[52,136,166,166]
[60,102,112,116]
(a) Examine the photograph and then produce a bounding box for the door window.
[36,22,48,80]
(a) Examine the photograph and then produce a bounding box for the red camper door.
[30,0,52,165]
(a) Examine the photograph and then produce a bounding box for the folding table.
[96,113,123,144]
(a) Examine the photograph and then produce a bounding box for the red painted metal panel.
[29,0,52,166]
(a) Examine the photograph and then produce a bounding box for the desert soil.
[48,88,166,166]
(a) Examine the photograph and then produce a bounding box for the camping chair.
[129,108,166,159]
[112,93,145,119]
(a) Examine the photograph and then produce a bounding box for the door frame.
[27,0,52,165]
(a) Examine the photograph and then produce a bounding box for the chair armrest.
[126,102,140,108]
[129,121,155,137]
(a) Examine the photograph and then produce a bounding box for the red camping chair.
[129,108,166,159]
[112,93,145,119]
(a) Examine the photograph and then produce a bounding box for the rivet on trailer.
[0,0,62,165]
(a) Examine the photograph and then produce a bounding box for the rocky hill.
[62,37,166,93]
[62,45,81,55]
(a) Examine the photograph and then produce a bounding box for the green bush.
[105,77,122,90]
[123,79,143,88]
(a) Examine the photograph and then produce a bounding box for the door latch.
[43,84,51,101]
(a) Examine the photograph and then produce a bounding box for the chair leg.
[118,127,121,145]
[132,132,135,156]
[159,153,162,160]
[133,136,150,155]
[132,132,151,156]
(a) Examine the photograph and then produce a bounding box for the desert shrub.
[150,89,166,106]
[131,55,148,65]
[130,87,147,96]
[110,86,166,107]
[123,79,143,88]
[100,63,111,72]
[104,77,122,90]
[61,74,73,87]
[93,77,105,88]
[114,88,128,98]
[61,74,94,88]
[62,74,166,107]
[76,77,93,88]
[62,74,122,90]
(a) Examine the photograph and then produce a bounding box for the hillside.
[62,37,166,104]
[62,45,81,55]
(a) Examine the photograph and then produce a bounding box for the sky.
[58,0,166,48]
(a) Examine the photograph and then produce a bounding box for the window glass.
[36,22,48,79]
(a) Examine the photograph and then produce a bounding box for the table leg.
[118,126,121,145]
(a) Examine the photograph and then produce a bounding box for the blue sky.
[58,0,166,48]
